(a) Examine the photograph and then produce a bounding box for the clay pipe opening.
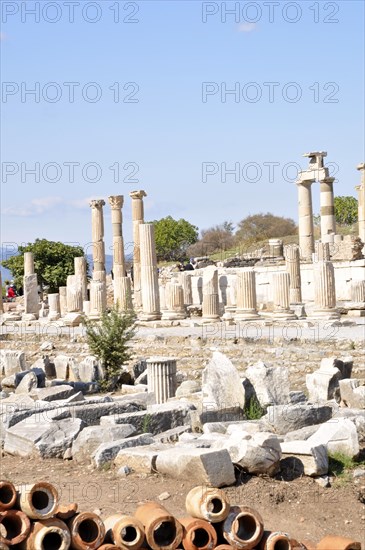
[0,510,31,546]
[17,482,59,520]
[0,482,17,512]
[68,512,105,550]
[223,506,264,549]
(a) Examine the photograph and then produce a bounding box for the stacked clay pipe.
[0,480,361,550]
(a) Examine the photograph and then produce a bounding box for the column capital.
[129,190,147,200]
[90,199,105,209]
[357,162,365,172]
[296,177,316,187]
[303,151,327,166]
[320,176,335,184]
[108,195,124,209]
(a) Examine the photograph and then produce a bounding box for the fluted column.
[48,293,60,321]
[89,199,106,272]
[320,177,336,242]
[130,190,147,310]
[74,257,88,302]
[108,195,127,308]
[356,163,365,243]
[315,242,331,261]
[297,178,315,260]
[146,356,177,404]
[113,276,133,312]
[223,274,237,319]
[89,280,107,319]
[351,280,365,303]
[284,245,302,304]
[139,223,161,321]
[23,251,39,319]
[312,261,340,319]
[59,286,67,316]
[66,275,83,312]
[235,269,259,320]
[202,266,220,320]
[178,272,193,306]
[272,272,296,319]
[162,282,186,320]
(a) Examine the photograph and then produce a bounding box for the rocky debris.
[306,357,353,403]
[53,355,77,379]
[31,356,56,379]
[40,341,54,351]
[289,390,307,404]
[263,404,333,434]
[77,356,104,383]
[307,418,360,458]
[339,379,365,409]
[280,441,328,476]
[245,361,290,408]
[202,351,245,421]
[36,385,77,402]
[93,433,155,468]
[14,372,38,394]
[176,380,201,397]
[132,359,147,380]
[155,447,236,487]
[0,350,27,378]
[72,424,137,463]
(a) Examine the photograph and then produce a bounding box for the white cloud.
[238,22,257,33]
[3,197,63,217]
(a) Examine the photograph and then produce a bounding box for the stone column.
[89,199,106,272]
[89,280,107,319]
[351,280,365,303]
[223,274,237,320]
[0,272,3,314]
[130,190,147,310]
[66,275,83,312]
[315,242,331,261]
[356,163,365,243]
[139,223,161,321]
[284,245,302,304]
[297,178,315,260]
[268,239,284,258]
[74,256,88,301]
[108,195,127,307]
[113,276,133,312]
[202,266,220,321]
[312,261,340,319]
[162,282,186,320]
[272,272,296,320]
[23,252,39,319]
[48,293,60,321]
[59,286,67,316]
[235,269,259,321]
[178,272,193,306]
[320,177,336,242]
[146,356,177,404]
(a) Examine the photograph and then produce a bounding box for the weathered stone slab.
[307,418,359,458]
[37,385,76,402]
[72,424,137,463]
[155,447,235,487]
[153,425,191,443]
[71,400,146,426]
[78,356,104,383]
[176,380,201,398]
[339,379,365,409]
[15,372,38,394]
[0,350,27,378]
[280,440,328,476]
[93,434,154,467]
[284,425,321,442]
[114,444,169,474]
[245,361,290,408]
[263,404,333,435]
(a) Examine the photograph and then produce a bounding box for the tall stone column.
[129,190,147,310]
[59,286,67,316]
[139,223,161,321]
[320,177,336,242]
[48,293,61,321]
[297,178,315,260]
[108,195,127,307]
[89,199,106,273]
[23,252,39,319]
[162,282,186,320]
[356,163,365,243]
[74,257,88,301]
[178,272,193,306]
[146,356,177,404]
[235,269,259,321]
[66,275,83,312]
[202,266,220,320]
[312,261,340,319]
[272,272,296,320]
[284,245,302,304]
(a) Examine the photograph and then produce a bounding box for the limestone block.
[176,380,201,398]
[14,372,38,394]
[78,356,104,383]
[280,440,328,476]
[37,385,76,402]
[155,447,236,487]
[339,379,365,409]
[263,404,333,435]
[93,433,154,467]
[114,444,165,473]
[0,350,27,378]
[307,418,359,458]
[72,424,137,463]
[245,361,290,408]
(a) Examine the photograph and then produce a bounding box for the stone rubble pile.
[1,348,364,486]
[0,481,361,549]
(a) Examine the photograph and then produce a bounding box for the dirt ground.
[1,454,365,546]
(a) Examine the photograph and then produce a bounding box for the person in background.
[7,284,16,301]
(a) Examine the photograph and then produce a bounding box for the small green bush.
[244,396,265,420]
[83,305,136,392]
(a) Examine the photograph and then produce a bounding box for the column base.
[272,309,297,320]
[22,313,38,321]
[234,309,260,321]
[310,309,341,320]
[161,311,186,320]
[139,313,162,321]
[48,313,61,321]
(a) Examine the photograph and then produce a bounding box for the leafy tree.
[1,239,87,292]
[83,305,136,392]
[334,196,358,225]
[151,216,199,261]
[236,213,297,243]
[187,222,235,257]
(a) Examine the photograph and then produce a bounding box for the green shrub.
[83,305,136,392]
[244,396,265,420]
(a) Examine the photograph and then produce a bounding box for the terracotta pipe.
[258,531,292,550]
[16,482,59,520]
[68,511,105,550]
[179,516,217,550]
[317,536,361,550]
[56,503,78,520]
[18,518,71,550]
[222,506,264,549]
[0,482,17,512]
[98,545,124,549]
[0,510,31,546]
[0,543,9,549]
[215,546,233,549]
[104,514,145,549]
[291,540,315,550]
[185,487,230,523]
[134,502,183,550]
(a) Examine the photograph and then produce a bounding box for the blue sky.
[1,0,364,258]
